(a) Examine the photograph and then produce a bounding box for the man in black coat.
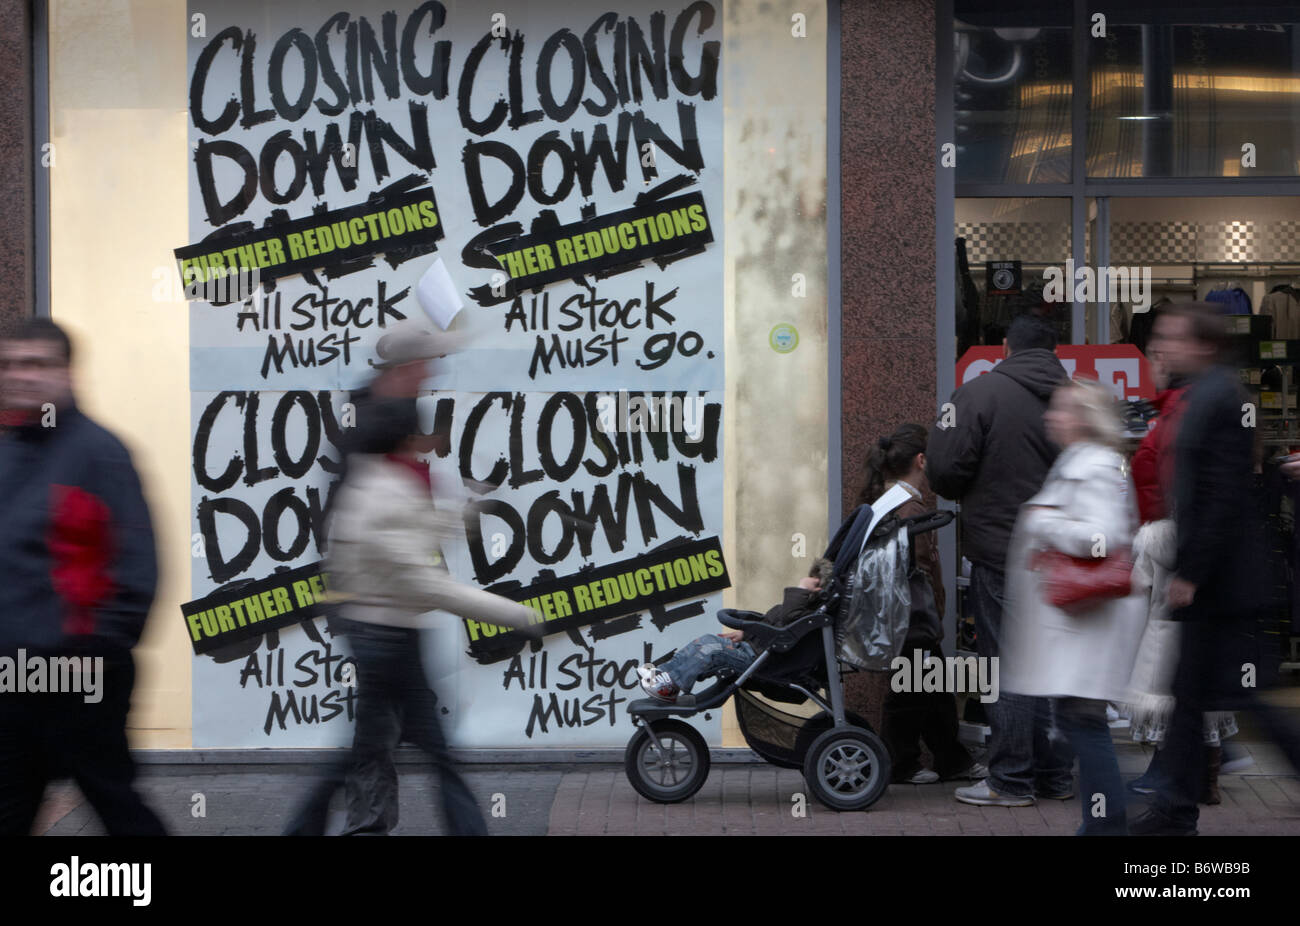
[927,314,1073,806]
[1132,303,1300,835]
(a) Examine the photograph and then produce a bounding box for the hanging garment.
[1111,301,1131,344]
[1260,288,1300,339]
[956,238,982,356]
[1206,287,1252,315]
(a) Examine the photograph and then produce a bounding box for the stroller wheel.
[624,719,710,804]
[802,727,891,812]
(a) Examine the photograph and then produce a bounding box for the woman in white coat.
[1001,377,1147,835]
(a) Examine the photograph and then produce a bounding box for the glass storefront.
[1088,18,1300,178]
[944,0,1300,716]
[953,1,1073,184]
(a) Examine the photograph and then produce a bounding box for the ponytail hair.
[856,423,928,506]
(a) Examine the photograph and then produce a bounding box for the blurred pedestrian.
[0,318,166,835]
[1001,378,1146,835]
[283,322,538,836]
[927,313,1074,806]
[1124,349,1240,804]
[1131,303,1300,836]
[322,357,453,836]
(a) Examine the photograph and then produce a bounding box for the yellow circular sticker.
[769,323,799,353]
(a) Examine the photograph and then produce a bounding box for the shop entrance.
[938,0,1300,743]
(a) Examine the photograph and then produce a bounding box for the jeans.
[969,563,1074,797]
[1057,697,1126,835]
[283,619,486,836]
[661,634,757,692]
[0,649,167,836]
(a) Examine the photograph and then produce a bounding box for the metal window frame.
[935,0,958,654]
[947,0,1300,326]
[828,0,843,537]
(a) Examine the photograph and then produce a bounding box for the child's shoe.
[637,664,680,703]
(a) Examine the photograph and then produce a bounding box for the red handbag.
[1031,548,1135,615]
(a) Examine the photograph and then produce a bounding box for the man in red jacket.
[0,318,166,835]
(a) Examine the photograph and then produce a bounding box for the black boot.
[1127,747,1165,795]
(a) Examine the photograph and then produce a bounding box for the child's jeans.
[661,634,758,692]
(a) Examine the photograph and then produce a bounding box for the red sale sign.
[955,345,1156,401]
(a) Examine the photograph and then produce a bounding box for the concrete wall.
[720,3,830,739]
[47,0,191,746]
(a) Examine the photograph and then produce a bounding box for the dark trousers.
[0,650,167,836]
[970,563,1074,797]
[283,619,486,836]
[1155,618,1300,828]
[1057,697,1126,835]
[883,642,974,779]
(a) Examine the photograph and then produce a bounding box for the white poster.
[184,0,725,747]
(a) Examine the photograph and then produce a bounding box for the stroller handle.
[901,509,954,536]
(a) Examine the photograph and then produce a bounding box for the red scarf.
[385,453,432,493]
[0,409,39,428]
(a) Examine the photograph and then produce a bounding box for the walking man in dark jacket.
[1132,303,1300,835]
[0,319,166,835]
[926,314,1074,806]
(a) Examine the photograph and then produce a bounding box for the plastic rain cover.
[837,522,911,670]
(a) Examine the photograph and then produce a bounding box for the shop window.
[953,0,1073,184]
[954,198,1074,355]
[1088,17,1300,177]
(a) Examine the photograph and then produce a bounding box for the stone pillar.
[838,0,937,732]
[0,0,34,331]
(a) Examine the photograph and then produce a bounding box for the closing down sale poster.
[184,1,725,747]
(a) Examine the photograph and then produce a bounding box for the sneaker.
[943,761,988,781]
[1221,742,1255,775]
[637,664,679,703]
[954,779,1034,807]
[905,769,940,784]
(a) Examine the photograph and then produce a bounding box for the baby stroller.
[625,491,953,812]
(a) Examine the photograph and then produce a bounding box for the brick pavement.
[33,745,1300,836]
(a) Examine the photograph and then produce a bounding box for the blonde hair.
[1062,377,1126,449]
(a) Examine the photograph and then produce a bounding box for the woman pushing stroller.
[639,421,981,786]
[857,424,983,785]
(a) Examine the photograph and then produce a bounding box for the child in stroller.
[638,558,835,703]
[623,491,954,812]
